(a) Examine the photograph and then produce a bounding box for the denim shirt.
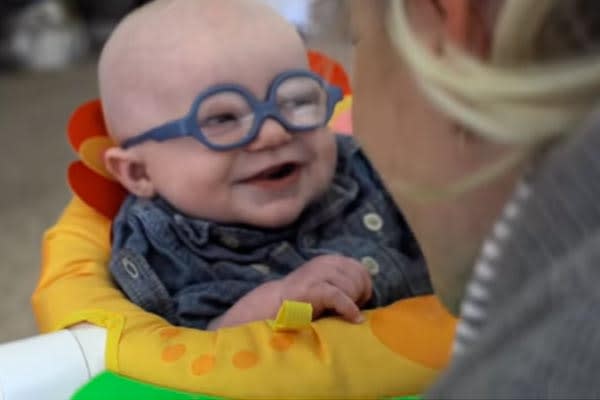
[110,135,432,329]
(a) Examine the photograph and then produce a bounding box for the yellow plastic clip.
[268,300,313,331]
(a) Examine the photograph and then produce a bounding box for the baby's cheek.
[164,175,229,219]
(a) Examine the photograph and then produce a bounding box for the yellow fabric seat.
[33,196,456,398]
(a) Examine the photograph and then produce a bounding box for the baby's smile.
[237,162,303,191]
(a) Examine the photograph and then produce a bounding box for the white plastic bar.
[69,325,107,378]
[0,326,106,400]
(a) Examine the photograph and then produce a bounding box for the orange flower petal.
[79,136,116,180]
[68,161,127,220]
[308,50,351,96]
[68,100,108,152]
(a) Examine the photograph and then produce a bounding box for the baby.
[101,0,431,330]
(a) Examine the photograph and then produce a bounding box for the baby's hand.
[207,255,372,330]
[279,254,373,323]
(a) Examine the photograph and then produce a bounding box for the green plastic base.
[72,371,422,400]
[71,372,224,400]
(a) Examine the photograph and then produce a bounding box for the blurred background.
[0,0,350,342]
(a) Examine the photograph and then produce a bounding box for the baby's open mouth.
[242,162,302,188]
[257,163,298,180]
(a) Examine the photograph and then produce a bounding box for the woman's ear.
[437,0,491,56]
[104,147,156,198]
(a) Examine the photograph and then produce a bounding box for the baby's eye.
[279,93,320,109]
[199,113,239,127]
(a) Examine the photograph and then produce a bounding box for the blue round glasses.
[121,69,343,151]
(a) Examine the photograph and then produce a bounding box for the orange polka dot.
[369,296,457,370]
[232,350,259,369]
[191,355,216,376]
[159,327,181,340]
[269,332,296,352]
[161,344,186,362]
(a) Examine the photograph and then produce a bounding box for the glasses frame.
[121,69,343,151]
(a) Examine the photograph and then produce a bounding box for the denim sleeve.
[334,135,433,306]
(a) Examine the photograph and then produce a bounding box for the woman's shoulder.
[429,230,600,398]
[430,111,600,398]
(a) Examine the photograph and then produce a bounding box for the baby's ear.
[104,147,156,198]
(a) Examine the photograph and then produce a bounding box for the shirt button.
[363,212,383,232]
[361,256,380,276]
[220,234,240,249]
[251,264,271,275]
[122,257,139,279]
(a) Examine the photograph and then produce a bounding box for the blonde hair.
[385,0,600,200]
[388,0,600,144]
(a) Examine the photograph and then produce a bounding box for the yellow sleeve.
[32,195,455,398]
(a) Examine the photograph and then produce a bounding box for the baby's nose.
[246,118,293,151]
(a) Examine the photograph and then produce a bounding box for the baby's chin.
[232,174,333,229]
[171,185,321,228]
[238,183,333,229]
[239,198,309,229]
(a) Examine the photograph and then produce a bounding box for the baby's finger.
[320,285,364,324]
[340,259,373,306]
[325,269,363,301]
[357,268,373,306]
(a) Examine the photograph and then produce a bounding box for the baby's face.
[111,6,336,227]
[139,100,336,228]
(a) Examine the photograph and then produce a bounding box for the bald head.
[99,0,306,142]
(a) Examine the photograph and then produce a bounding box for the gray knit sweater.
[428,112,600,399]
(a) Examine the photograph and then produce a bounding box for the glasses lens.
[196,91,254,147]
[276,76,327,128]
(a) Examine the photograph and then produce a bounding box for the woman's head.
[351,0,600,313]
